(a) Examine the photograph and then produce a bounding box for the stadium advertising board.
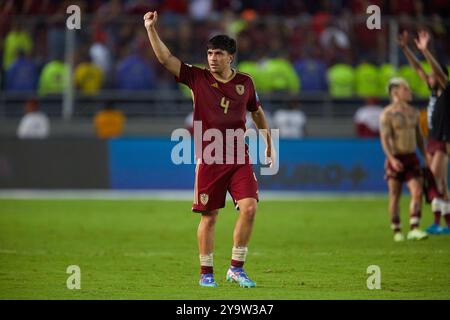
[109,138,388,192]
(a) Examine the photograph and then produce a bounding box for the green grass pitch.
[0,198,449,299]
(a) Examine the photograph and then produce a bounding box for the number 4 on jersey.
[220,97,230,114]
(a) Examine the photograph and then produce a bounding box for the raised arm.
[143,11,181,78]
[397,30,428,83]
[415,30,448,89]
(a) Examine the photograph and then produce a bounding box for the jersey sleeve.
[175,63,203,89]
[247,78,262,112]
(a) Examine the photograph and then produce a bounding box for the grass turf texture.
[0,198,449,300]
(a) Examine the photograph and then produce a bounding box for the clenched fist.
[143,11,158,30]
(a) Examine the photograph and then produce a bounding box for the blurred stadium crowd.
[1,0,449,98]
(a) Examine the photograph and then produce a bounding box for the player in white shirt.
[273,102,306,138]
[17,99,50,139]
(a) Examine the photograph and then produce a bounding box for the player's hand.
[265,146,275,168]
[415,30,430,51]
[389,157,404,172]
[143,11,158,30]
[397,30,409,48]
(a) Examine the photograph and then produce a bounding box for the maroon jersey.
[176,63,261,163]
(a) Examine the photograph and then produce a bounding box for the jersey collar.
[208,68,237,84]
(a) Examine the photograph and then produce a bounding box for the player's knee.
[388,189,401,199]
[241,204,257,220]
[411,188,422,201]
[201,212,218,227]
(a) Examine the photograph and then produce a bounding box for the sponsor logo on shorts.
[200,193,209,205]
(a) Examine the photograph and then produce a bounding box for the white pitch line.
[0,189,387,201]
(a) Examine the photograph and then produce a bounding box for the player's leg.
[406,177,428,240]
[233,197,257,249]
[443,155,449,200]
[226,197,257,287]
[198,210,218,256]
[430,150,448,199]
[441,155,450,233]
[424,160,445,234]
[428,151,449,233]
[193,163,229,287]
[198,210,219,287]
[388,178,404,241]
[226,164,259,287]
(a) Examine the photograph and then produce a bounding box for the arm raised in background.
[415,30,448,90]
[143,11,181,78]
[397,30,428,83]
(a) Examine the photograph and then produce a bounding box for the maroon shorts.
[192,163,259,213]
[426,138,447,156]
[385,153,421,183]
[422,167,442,203]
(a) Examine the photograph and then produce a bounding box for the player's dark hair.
[207,35,236,54]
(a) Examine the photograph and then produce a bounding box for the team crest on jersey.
[235,84,245,95]
[200,193,209,205]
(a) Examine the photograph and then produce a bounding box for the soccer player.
[379,78,429,241]
[398,30,450,234]
[143,11,274,287]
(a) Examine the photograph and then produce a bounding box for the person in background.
[354,97,383,138]
[94,103,126,139]
[293,47,328,92]
[74,48,104,95]
[89,30,113,85]
[398,30,450,234]
[37,55,68,96]
[6,49,38,91]
[379,78,429,242]
[273,101,306,138]
[17,99,50,139]
[115,44,156,90]
[3,22,32,71]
